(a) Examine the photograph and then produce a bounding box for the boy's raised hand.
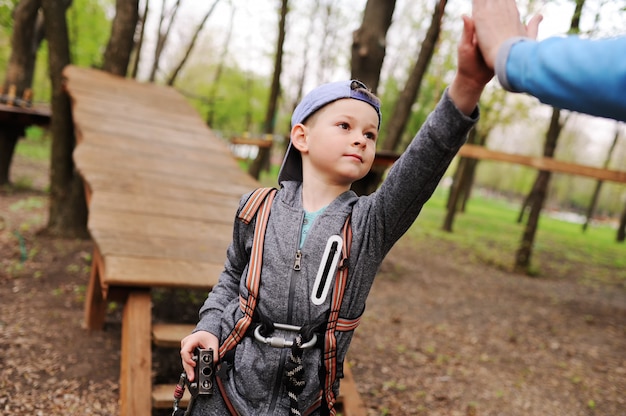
[448,15,494,115]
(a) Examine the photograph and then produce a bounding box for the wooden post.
[83,247,108,330]
[120,290,152,416]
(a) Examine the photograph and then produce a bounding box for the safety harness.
[217,187,359,416]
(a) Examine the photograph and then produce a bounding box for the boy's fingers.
[461,15,473,41]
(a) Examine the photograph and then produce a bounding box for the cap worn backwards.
[278,80,381,184]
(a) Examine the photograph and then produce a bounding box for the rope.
[283,334,306,416]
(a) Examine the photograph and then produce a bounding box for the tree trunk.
[352,0,447,196]
[166,0,221,86]
[103,0,139,77]
[350,0,396,94]
[0,0,42,186]
[41,0,88,238]
[443,127,477,231]
[617,202,626,243]
[149,0,181,82]
[248,0,289,180]
[582,122,620,232]
[130,0,149,79]
[514,0,585,274]
[514,109,563,273]
[206,5,236,126]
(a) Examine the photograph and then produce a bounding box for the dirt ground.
[1,155,625,416]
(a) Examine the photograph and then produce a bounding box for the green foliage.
[15,127,50,160]
[67,0,111,68]
[407,187,626,287]
[0,0,19,32]
[1,0,112,104]
[0,0,18,75]
[177,63,270,137]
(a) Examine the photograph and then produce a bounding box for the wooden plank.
[71,93,207,129]
[0,103,51,126]
[89,191,238,223]
[104,256,222,288]
[74,131,231,163]
[73,110,212,144]
[152,323,195,348]
[91,231,231,264]
[230,136,273,147]
[458,144,626,183]
[83,246,107,330]
[153,384,191,409]
[73,143,241,180]
[120,291,152,416]
[77,167,257,199]
[64,66,182,104]
[88,209,233,240]
[340,364,367,416]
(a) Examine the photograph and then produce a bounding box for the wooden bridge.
[64,66,366,416]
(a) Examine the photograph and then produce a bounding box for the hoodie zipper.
[268,210,305,413]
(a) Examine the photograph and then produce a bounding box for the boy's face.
[299,98,379,186]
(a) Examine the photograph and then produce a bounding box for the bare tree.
[582,122,621,232]
[352,0,447,196]
[514,110,565,272]
[103,0,140,76]
[41,0,89,238]
[148,0,181,82]
[130,0,150,79]
[0,0,45,185]
[514,0,586,273]
[206,2,236,126]
[248,0,289,180]
[442,127,486,231]
[350,0,396,94]
[617,202,626,243]
[442,88,523,232]
[166,0,221,86]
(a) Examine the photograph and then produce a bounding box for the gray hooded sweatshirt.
[193,90,478,415]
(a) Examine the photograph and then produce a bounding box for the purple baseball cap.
[278,80,381,184]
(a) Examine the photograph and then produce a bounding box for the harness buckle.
[253,323,317,349]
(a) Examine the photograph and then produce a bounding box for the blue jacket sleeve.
[495,36,626,122]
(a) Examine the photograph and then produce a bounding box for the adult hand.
[472,0,542,68]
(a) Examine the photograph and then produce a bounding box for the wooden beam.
[120,290,153,416]
[230,136,273,147]
[339,364,367,416]
[83,247,107,330]
[458,144,626,184]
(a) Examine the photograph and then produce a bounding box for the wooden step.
[152,323,195,348]
[153,383,191,409]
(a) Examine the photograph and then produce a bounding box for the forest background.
[0,1,625,415]
[1,0,625,225]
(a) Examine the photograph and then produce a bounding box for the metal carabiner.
[253,323,317,349]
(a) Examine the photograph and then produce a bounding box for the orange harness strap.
[219,187,277,359]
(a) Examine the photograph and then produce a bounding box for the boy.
[181,16,493,415]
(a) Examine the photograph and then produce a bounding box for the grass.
[407,186,626,287]
[15,127,50,161]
